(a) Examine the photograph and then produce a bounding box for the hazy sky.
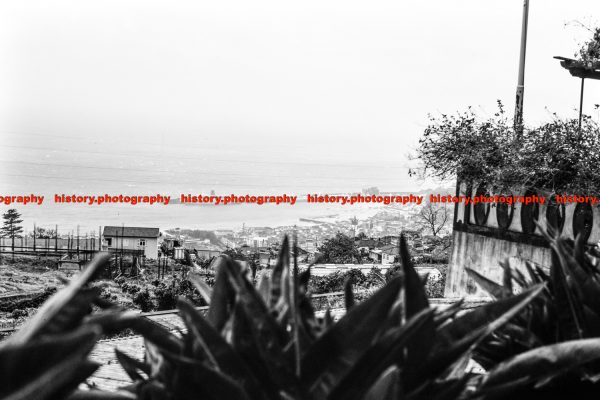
[1,0,599,195]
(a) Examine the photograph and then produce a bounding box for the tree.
[416,203,450,237]
[1,209,24,251]
[317,232,361,263]
[416,103,600,195]
[29,227,56,239]
[355,231,368,240]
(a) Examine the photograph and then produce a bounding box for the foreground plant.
[113,236,545,400]
[7,233,600,400]
[467,231,600,398]
[0,253,139,400]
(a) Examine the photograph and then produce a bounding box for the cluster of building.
[95,187,454,265]
[99,211,451,268]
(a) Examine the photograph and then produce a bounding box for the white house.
[102,226,160,259]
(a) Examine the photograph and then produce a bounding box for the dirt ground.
[0,255,130,330]
[0,256,75,294]
[0,255,178,332]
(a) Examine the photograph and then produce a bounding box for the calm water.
[2,201,384,234]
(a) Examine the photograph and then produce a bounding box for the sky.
[0,0,599,196]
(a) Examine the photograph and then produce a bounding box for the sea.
[0,132,450,234]
[1,199,386,235]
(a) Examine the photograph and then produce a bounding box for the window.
[105,238,112,246]
[139,239,146,247]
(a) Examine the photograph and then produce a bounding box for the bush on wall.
[416,102,600,194]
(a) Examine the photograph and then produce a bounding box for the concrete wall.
[445,230,552,297]
[445,181,598,297]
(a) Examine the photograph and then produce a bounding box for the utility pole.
[76,225,80,260]
[578,77,585,132]
[120,224,124,272]
[514,0,530,134]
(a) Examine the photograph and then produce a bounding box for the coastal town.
[2,0,600,398]
[0,186,454,269]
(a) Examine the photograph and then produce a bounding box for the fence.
[0,236,101,260]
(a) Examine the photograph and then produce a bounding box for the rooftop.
[102,226,160,238]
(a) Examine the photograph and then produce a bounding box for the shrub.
[424,271,446,298]
[416,103,600,194]
[0,253,134,400]
[127,284,141,294]
[119,281,142,296]
[10,308,28,319]
[152,278,209,310]
[114,276,126,285]
[100,288,112,300]
[132,288,154,312]
[154,283,178,311]
[177,278,208,306]
[308,269,367,294]
[364,267,385,288]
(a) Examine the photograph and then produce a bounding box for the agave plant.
[7,233,599,400]
[0,253,138,400]
[466,231,600,398]
[111,235,547,400]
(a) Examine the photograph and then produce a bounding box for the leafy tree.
[1,208,24,251]
[317,232,361,263]
[29,227,56,239]
[416,103,600,194]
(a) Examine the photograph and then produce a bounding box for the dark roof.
[103,226,159,238]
